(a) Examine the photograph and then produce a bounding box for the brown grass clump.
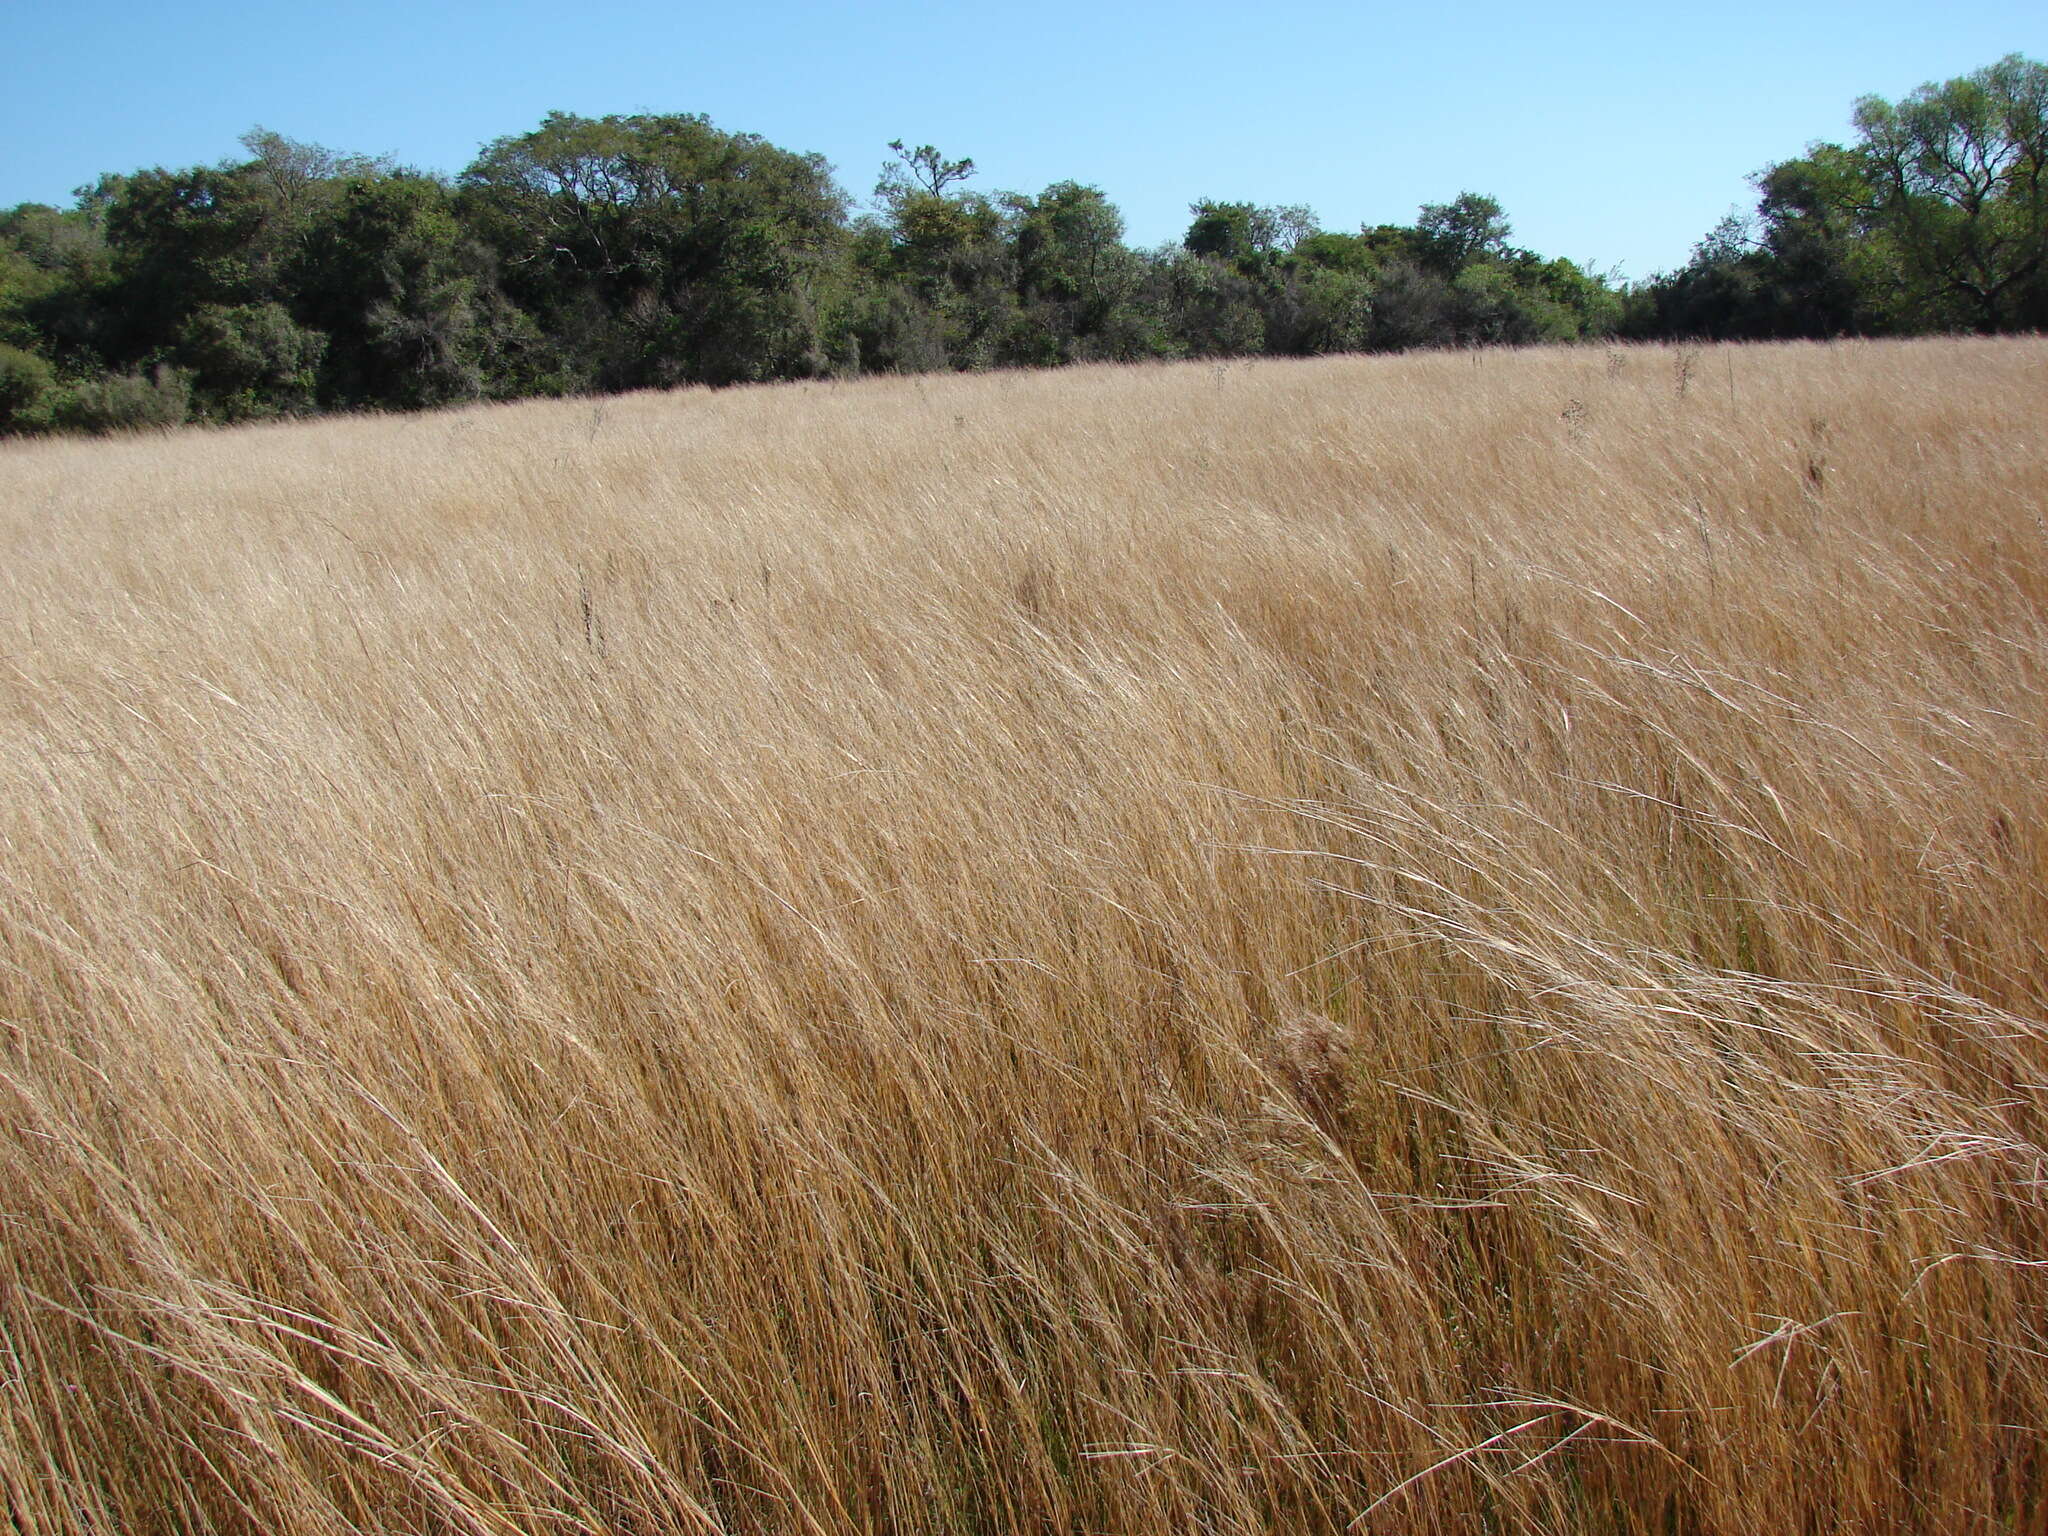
[2,337,2046,1533]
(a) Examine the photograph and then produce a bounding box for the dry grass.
[2,338,2046,1534]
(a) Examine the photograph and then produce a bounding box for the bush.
[54,366,192,434]
[0,343,55,433]
[177,302,326,419]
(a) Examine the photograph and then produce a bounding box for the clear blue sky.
[5,0,2043,281]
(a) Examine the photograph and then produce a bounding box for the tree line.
[1,54,2041,435]
[1640,54,2048,340]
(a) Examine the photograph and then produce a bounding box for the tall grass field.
[3,339,2046,1534]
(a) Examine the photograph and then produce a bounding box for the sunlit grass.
[2,337,2045,1533]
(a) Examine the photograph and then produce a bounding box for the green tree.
[876,140,976,202]
[74,133,453,417]
[292,172,500,408]
[1184,201,1261,267]
[0,203,109,358]
[1415,192,1510,275]
[237,127,386,225]
[1008,182,1142,360]
[867,142,1007,298]
[1257,262,1374,354]
[1151,249,1261,357]
[839,140,1005,370]
[461,112,846,388]
[1183,201,1317,273]
[100,165,275,362]
[1752,146,1885,334]
[1852,54,2048,330]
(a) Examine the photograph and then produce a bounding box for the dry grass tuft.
[3,338,2047,1533]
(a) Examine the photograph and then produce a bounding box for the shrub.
[178,302,326,419]
[0,342,54,433]
[54,365,192,434]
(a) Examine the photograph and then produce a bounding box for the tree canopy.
[4,55,2041,434]
[1633,54,2048,339]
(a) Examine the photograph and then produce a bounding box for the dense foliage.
[1630,54,2048,339]
[2,54,2040,432]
